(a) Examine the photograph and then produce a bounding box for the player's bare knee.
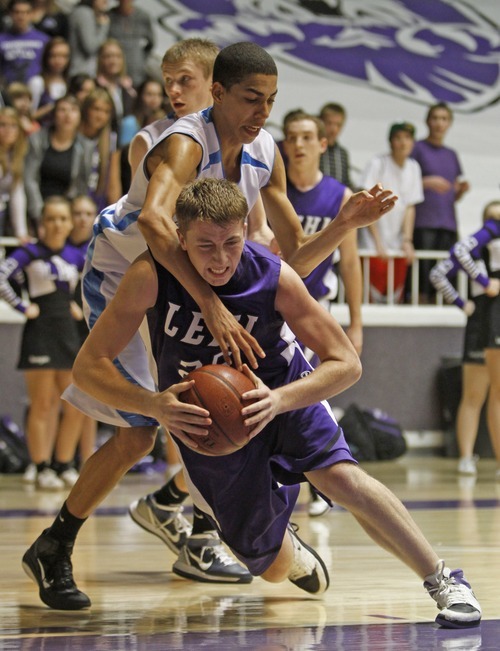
[308,462,368,505]
[114,426,157,463]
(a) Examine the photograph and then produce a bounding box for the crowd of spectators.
[0,0,166,240]
[0,0,470,298]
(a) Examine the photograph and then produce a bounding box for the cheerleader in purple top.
[430,201,500,479]
[0,196,86,490]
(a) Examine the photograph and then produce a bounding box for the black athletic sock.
[51,460,73,475]
[153,477,189,506]
[36,461,50,473]
[46,501,87,545]
[191,505,216,536]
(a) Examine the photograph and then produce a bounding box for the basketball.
[179,364,257,456]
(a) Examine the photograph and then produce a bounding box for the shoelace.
[48,548,77,589]
[426,563,474,608]
[156,505,191,535]
[208,543,237,567]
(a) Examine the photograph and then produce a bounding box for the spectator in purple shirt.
[411,102,470,302]
[0,0,50,85]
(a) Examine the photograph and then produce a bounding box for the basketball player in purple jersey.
[283,112,363,516]
[25,42,396,610]
[43,178,482,629]
[283,112,362,354]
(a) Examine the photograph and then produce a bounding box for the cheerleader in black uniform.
[431,200,500,479]
[0,196,86,490]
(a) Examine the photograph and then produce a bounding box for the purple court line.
[1,498,499,519]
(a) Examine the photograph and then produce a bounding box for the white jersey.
[65,107,276,427]
[96,107,276,267]
[137,114,176,151]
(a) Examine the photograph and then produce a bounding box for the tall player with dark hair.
[23,41,396,610]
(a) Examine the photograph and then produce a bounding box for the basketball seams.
[198,367,248,401]
[179,365,255,456]
[191,382,242,452]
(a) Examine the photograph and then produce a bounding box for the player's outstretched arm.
[261,148,397,277]
[72,253,211,435]
[290,184,398,277]
[338,188,363,355]
[137,135,265,369]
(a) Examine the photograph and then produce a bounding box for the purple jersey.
[0,241,84,315]
[149,241,298,389]
[147,240,354,575]
[0,28,49,84]
[286,175,345,300]
[412,139,462,232]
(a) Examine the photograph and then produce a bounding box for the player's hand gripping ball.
[179,364,257,456]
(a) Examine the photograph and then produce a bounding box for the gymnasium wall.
[0,316,463,433]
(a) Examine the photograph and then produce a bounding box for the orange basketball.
[179,364,257,456]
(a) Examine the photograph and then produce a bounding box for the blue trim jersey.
[65,109,277,427]
[100,107,275,268]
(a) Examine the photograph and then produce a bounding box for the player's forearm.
[274,356,361,414]
[287,222,349,278]
[340,262,362,329]
[73,354,157,419]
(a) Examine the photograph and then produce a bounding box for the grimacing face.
[178,219,246,287]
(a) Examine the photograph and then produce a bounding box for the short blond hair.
[161,38,219,80]
[176,178,248,233]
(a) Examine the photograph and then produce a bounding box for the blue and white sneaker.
[173,532,253,584]
[129,495,192,554]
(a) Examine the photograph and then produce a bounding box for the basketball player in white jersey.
[23,42,396,610]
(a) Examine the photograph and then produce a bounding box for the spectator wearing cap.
[359,121,424,303]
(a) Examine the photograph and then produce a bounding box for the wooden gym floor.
[1,455,499,650]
